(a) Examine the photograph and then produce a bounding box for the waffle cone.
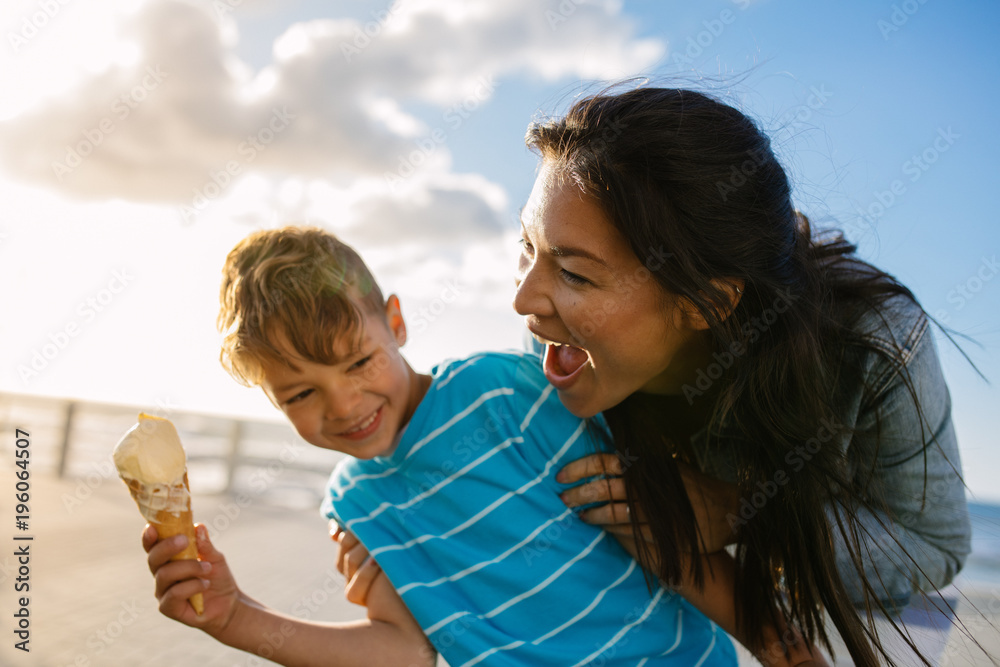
[125,474,204,615]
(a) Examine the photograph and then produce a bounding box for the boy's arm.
[216,569,435,667]
[146,524,435,667]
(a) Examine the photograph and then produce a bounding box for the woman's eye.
[286,389,313,405]
[560,269,590,286]
[518,237,534,253]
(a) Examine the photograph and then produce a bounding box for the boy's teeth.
[346,410,378,434]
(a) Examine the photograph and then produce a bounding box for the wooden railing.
[0,392,344,508]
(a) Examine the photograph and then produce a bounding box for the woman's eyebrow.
[548,244,610,268]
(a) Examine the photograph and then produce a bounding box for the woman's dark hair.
[526,86,958,666]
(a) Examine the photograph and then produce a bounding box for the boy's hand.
[143,523,240,636]
[331,523,381,606]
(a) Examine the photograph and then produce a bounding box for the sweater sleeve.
[828,318,971,609]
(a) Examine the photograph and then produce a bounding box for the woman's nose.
[513,257,552,317]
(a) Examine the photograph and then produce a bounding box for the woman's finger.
[578,501,632,526]
[556,453,623,484]
[561,476,628,508]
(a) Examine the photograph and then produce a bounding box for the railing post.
[224,419,243,494]
[56,401,77,478]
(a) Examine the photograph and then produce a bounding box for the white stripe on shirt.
[369,422,586,557]
[396,507,575,595]
[531,559,638,644]
[405,387,514,461]
[692,622,719,667]
[344,436,523,530]
[435,355,486,390]
[571,586,667,667]
[458,640,527,667]
[484,531,607,619]
[520,383,554,432]
[635,607,684,666]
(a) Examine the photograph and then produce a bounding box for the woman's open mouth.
[543,343,589,390]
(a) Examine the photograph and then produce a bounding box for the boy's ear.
[384,295,407,346]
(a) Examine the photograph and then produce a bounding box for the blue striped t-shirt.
[323,351,736,666]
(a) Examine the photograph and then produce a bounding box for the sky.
[1,0,998,500]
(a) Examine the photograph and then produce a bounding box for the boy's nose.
[324,383,363,421]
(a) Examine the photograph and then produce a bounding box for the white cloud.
[0,0,664,207]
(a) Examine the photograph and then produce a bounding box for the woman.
[512,86,971,666]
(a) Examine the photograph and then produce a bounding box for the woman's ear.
[384,294,407,346]
[674,279,745,331]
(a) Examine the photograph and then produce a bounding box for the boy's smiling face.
[259,295,425,459]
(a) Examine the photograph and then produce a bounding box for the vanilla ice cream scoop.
[113,412,187,485]
[113,412,204,615]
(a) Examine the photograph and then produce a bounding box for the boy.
[146,226,737,665]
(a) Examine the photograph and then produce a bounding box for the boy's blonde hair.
[218,226,385,386]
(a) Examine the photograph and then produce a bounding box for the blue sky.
[1,0,997,500]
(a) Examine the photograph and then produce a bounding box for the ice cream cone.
[123,474,204,615]
[113,413,204,616]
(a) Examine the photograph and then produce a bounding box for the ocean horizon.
[962,501,1000,586]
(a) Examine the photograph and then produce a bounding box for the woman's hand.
[143,523,240,637]
[557,453,741,554]
[331,523,381,606]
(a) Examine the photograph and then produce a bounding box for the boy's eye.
[560,269,590,286]
[285,389,313,405]
[350,355,373,371]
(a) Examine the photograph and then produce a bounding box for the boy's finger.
[147,534,191,574]
[345,558,381,606]
[342,542,370,581]
[158,577,210,619]
[556,453,622,484]
[193,524,223,563]
[142,524,159,553]
[154,559,211,599]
